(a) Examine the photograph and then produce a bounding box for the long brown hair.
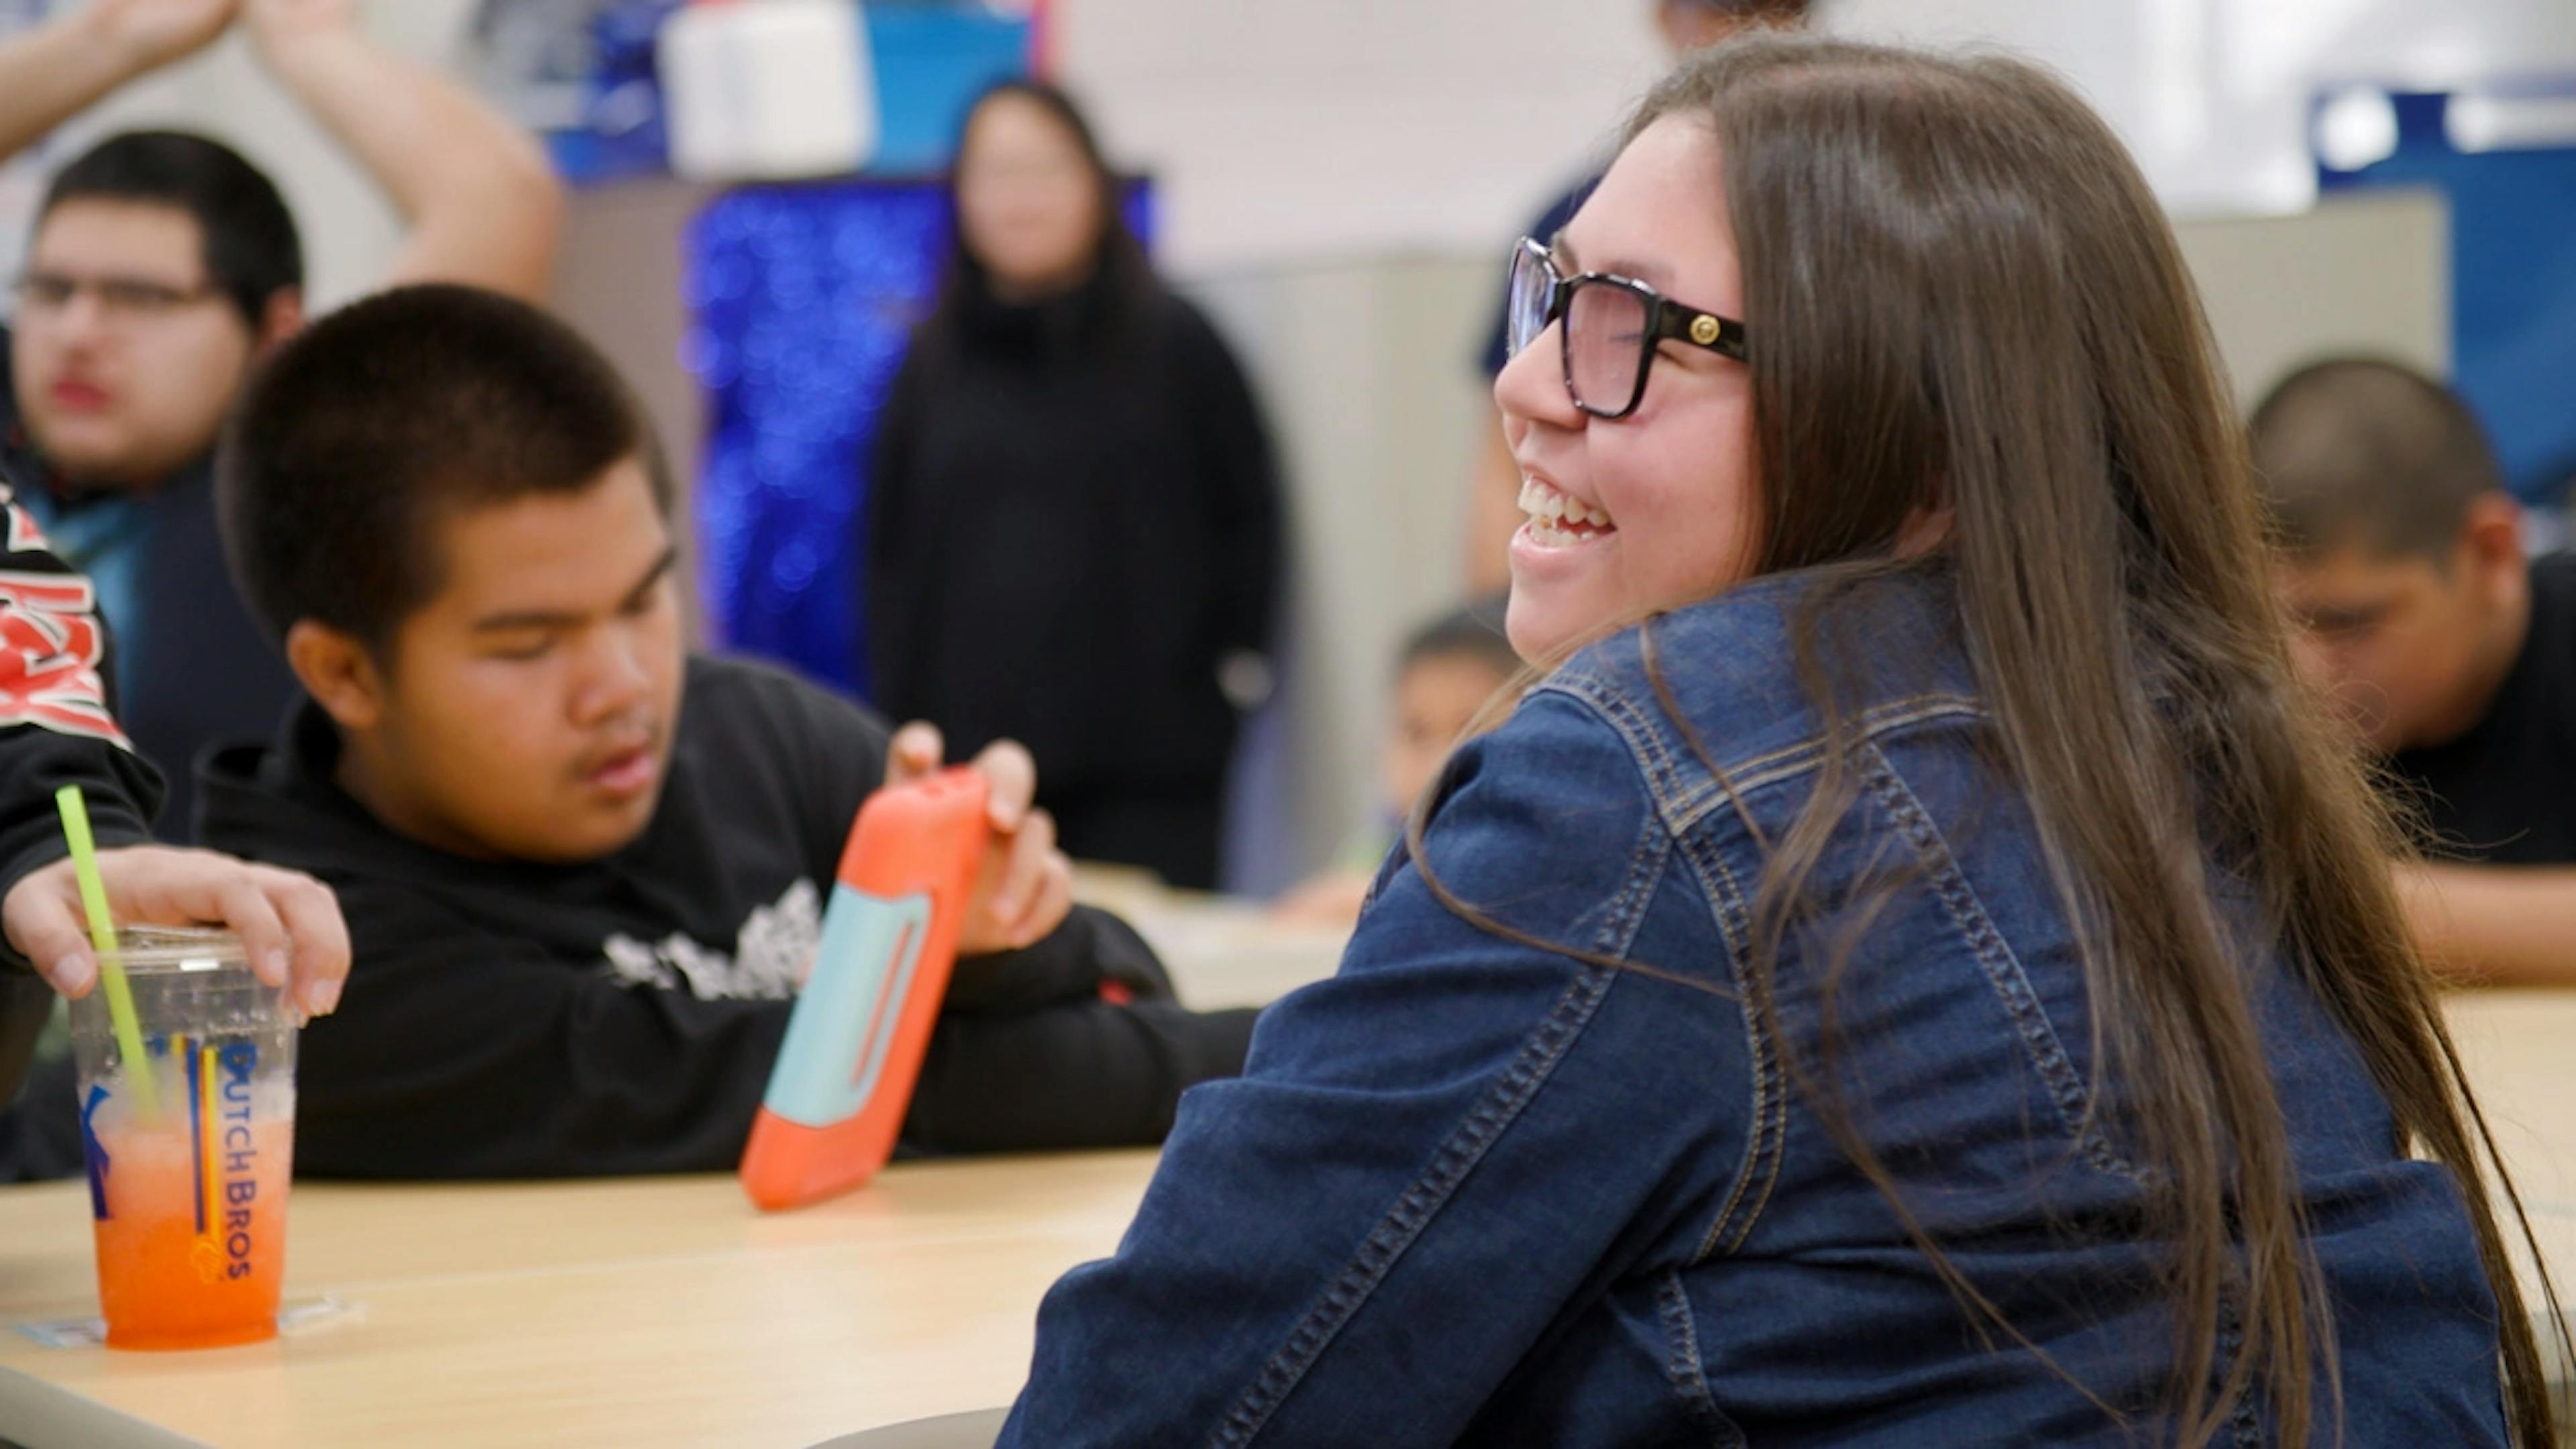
[1421,35,2565,1444]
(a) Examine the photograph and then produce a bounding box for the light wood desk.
[0,1151,1161,1448]
[0,896,2564,1448]
[2442,989,2576,1388]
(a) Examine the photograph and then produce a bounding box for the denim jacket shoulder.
[1540,564,1983,837]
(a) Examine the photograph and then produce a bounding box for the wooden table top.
[0,1151,1161,1448]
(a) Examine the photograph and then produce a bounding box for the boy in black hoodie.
[201,285,1258,1179]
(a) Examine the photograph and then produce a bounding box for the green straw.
[54,786,157,1120]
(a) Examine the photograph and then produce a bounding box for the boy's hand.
[885,722,1073,955]
[3,846,350,1019]
[87,0,240,73]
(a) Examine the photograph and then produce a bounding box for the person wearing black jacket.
[0,470,346,1151]
[866,80,1281,890]
[203,284,1258,1179]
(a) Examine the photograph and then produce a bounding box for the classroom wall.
[1831,0,2576,217]
[1057,0,2575,271]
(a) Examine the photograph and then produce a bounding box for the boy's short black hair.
[2247,356,2504,564]
[1399,594,1520,681]
[221,284,668,653]
[40,131,301,330]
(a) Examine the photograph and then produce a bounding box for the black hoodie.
[193,653,1258,1179]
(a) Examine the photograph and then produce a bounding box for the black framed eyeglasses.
[11,272,220,325]
[1504,237,1748,420]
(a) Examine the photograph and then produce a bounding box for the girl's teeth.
[1519,475,1614,535]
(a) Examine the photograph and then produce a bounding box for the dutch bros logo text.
[180,1038,262,1283]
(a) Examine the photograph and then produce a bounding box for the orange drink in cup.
[68,928,298,1350]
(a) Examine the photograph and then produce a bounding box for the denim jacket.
[1002,568,2508,1448]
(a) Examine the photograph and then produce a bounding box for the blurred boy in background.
[1273,600,1520,928]
[2251,356,2576,983]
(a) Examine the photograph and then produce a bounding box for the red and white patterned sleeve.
[0,480,162,930]
[0,485,127,748]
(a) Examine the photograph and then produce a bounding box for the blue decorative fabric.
[684,180,1155,696]
[2319,86,2576,502]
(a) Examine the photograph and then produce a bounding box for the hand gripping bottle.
[741,768,989,1210]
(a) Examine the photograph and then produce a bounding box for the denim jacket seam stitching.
[1680,824,1784,1261]
[1593,798,1674,960]
[1534,678,1699,825]
[1578,692,1986,837]
[2213,1295,2267,1446]
[1720,693,1980,782]
[1856,741,2135,1180]
[1538,679,1984,833]
[1534,682,1782,1262]
[1210,863,1657,1446]
[1509,688,1687,966]
[1674,694,1987,830]
[1656,1268,1747,1448]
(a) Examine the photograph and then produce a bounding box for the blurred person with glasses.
[0,0,564,841]
[1460,0,1813,597]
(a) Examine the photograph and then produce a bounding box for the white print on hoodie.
[597,878,821,1001]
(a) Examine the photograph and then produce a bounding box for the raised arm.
[0,0,237,162]
[2396,861,2576,987]
[241,0,562,301]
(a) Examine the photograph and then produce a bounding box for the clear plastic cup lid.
[105,926,248,974]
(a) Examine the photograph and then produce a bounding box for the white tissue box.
[658,0,880,181]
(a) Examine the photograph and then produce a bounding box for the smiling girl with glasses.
[997,34,2564,1448]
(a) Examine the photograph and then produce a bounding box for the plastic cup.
[66,928,298,1350]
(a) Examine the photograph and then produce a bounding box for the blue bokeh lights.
[683,180,1155,698]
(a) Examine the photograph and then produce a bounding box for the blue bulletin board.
[2317,84,2576,505]
[684,181,1156,696]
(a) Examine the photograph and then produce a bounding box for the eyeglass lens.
[1564,282,1648,415]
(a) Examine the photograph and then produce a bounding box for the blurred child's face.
[360,459,686,863]
[956,94,1103,297]
[1383,654,1515,814]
